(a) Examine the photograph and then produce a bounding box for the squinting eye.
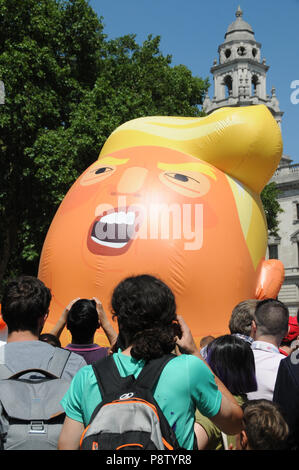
[160,170,211,198]
[95,167,113,174]
[166,173,199,184]
[173,173,188,182]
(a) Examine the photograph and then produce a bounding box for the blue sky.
[89,0,299,163]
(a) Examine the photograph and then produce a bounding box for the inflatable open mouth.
[87,207,141,256]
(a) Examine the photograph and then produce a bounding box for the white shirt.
[247,340,285,401]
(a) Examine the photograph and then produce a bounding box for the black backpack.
[80,354,181,450]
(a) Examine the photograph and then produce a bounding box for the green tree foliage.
[261,182,283,237]
[0,0,209,288]
[0,0,107,288]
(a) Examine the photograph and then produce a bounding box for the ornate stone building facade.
[203,7,299,315]
[270,164,299,315]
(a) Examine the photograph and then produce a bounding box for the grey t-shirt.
[0,341,86,382]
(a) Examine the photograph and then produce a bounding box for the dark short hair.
[229,299,259,335]
[242,399,289,450]
[111,274,179,360]
[39,333,61,348]
[1,276,51,335]
[206,335,257,395]
[66,299,99,343]
[254,298,289,342]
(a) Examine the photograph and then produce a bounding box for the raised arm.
[50,298,80,338]
[93,297,118,347]
[175,315,243,435]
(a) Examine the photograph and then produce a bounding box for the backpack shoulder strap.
[135,354,176,390]
[92,353,176,397]
[92,355,135,397]
[47,347,71,378]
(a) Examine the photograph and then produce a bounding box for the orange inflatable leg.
[255,259,285,300]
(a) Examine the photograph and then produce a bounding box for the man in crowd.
[200,299,258,359]
[273,308,299,449]
[247,298,288,401]
[0,275,86,379]
[228,299,258,345]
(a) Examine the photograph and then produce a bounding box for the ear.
[40,311,48,327]
[240,430,249,450]
[251,319,257,339]
[37,313,48,335]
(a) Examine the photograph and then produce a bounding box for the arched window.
[224,75,232,98]
[224,48,231,59]
[251,75,259,96]
[237,46,246,56]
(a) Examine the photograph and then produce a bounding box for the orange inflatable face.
[39,106,284,345]
[39,145,262,343]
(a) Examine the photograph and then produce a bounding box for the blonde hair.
[99,105,282,194]
[98,105,282,268]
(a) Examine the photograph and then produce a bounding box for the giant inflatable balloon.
[38,104,284,345]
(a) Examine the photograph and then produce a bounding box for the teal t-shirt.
[60,350,222,450]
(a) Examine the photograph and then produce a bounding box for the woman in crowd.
[195,334,257,450]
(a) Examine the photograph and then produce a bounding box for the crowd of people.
[0,273,298,451]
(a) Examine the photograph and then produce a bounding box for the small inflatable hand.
[255,259,285,300]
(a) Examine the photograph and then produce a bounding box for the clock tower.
[204,7,299,316]
[203,6,283,130]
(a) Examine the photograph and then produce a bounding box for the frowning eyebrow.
[157,162,217,180]
[94,156,129,167]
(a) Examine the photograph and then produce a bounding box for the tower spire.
[236,5,243,17]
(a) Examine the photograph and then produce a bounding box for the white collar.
[251,341,280,354]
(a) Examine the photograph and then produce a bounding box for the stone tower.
[203,6,283,130]
[203,6,299,316]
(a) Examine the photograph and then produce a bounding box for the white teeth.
[100,211,135,225]
[126,211,135,225]
[91,237,128,249]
